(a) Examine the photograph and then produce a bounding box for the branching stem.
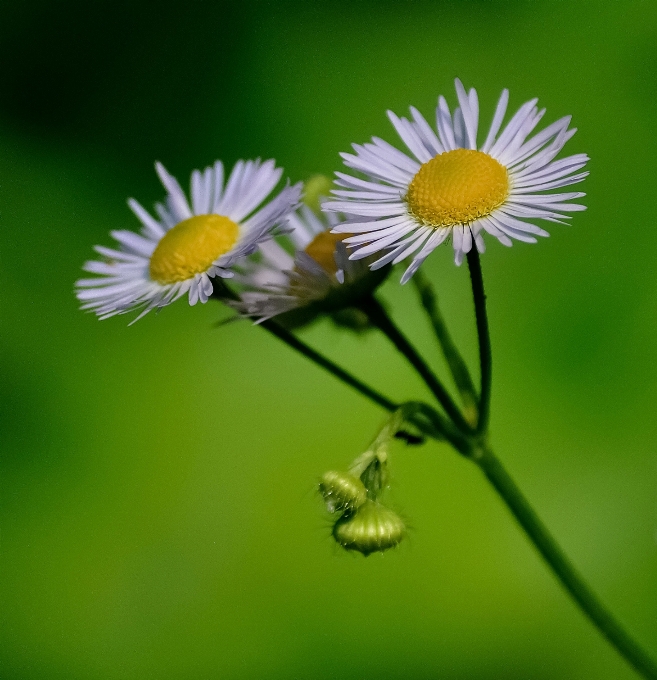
[357,295,473,434]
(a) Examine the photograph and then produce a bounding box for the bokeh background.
[1,0,656,678]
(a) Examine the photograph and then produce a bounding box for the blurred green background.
[1,0,656,678]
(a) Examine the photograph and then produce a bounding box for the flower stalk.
[466,249,493,435]
[465,252,657,680]
[73,73,651,678]
[475,445,657,679]
[412,270,479,425]
[299,254,657,678]
[357,294,473,435]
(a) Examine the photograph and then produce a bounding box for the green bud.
[303,175,333,214]
[319,470,368,513]
[332,500,405,556]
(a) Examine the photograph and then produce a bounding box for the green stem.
[259,319,454,444]
[466,249,492,435]
[215,280,657,676]
[358,295,473,435]
[412,270,479,425]
[260,319,395,412]
[210,283,452,442]
[476,447,657,680]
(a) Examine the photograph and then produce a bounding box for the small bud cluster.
[319,457,405,556]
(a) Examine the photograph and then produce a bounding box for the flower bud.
[319,470,368,513]
[332,500,405,555]
[303,175,333,213]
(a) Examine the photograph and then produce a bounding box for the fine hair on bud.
[332,500,405,556]
[319,470,368,513]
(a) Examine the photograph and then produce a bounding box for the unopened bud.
[303,175,333,214]
[332,500,405,555]
[319,470,367,513]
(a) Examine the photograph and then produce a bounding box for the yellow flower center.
[303,230,350,276]
[406,149,509,227]
[149,214,239,284]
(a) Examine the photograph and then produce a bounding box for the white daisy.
[227,203,388,328]
[324,79,589,283]
[76,159,302,322]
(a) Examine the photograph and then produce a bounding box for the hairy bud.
[319,470,368,513]
[332,500,405,555]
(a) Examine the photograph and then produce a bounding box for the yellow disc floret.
[406,149,509,228]
[149,214,239,284]
[303,230,350,276]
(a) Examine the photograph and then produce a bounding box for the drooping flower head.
[227,200,389,330]
[76,159,301,322]
[324,79,589,283]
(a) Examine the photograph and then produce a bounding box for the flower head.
[319,470,368,514]
[76,159,301,322]
[227,202,389,329]
[324,79,589,283]
[332,500,405,556]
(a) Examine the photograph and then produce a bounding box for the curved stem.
[476,447,657,680]
[259,319,453,443]
[214,285,657,676]
[260,319,396,412]
[210,284,452,442]
[466,249,492,435]
[358,295,473,434]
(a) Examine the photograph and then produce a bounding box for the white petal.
[191,169,205,215]
[453,108,467,148]
[349,227,417,258]
[509,191,585,204]
[128,198,165,239]
[479,216,513,247]
[436,96,457,151]
[155,162,192,221]
[488,98,539,160]
[110,230,157,257]
[211,161,225,213]
[333,215,411,234]
[343,221,416,245]
[362,139,421,174]
[322,201,406,218]
[334,172,402,194]
[454,78,478,149]
[341,150,412,187]
[481,88,509,153]
[216,160,246,215]
[488,215,538,243]
[331,189,402,201]
[409,106,444,155]
[391,228,434,264]
[230,160,283,222]
[498,107,545,166]
[494,211,550,236]
[387,111,433,163]
[511,171,589,193]
[507,116,571,169]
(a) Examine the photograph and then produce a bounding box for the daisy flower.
[76,159,302,322]
[324,79,589,283]
[227,203,388,329]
